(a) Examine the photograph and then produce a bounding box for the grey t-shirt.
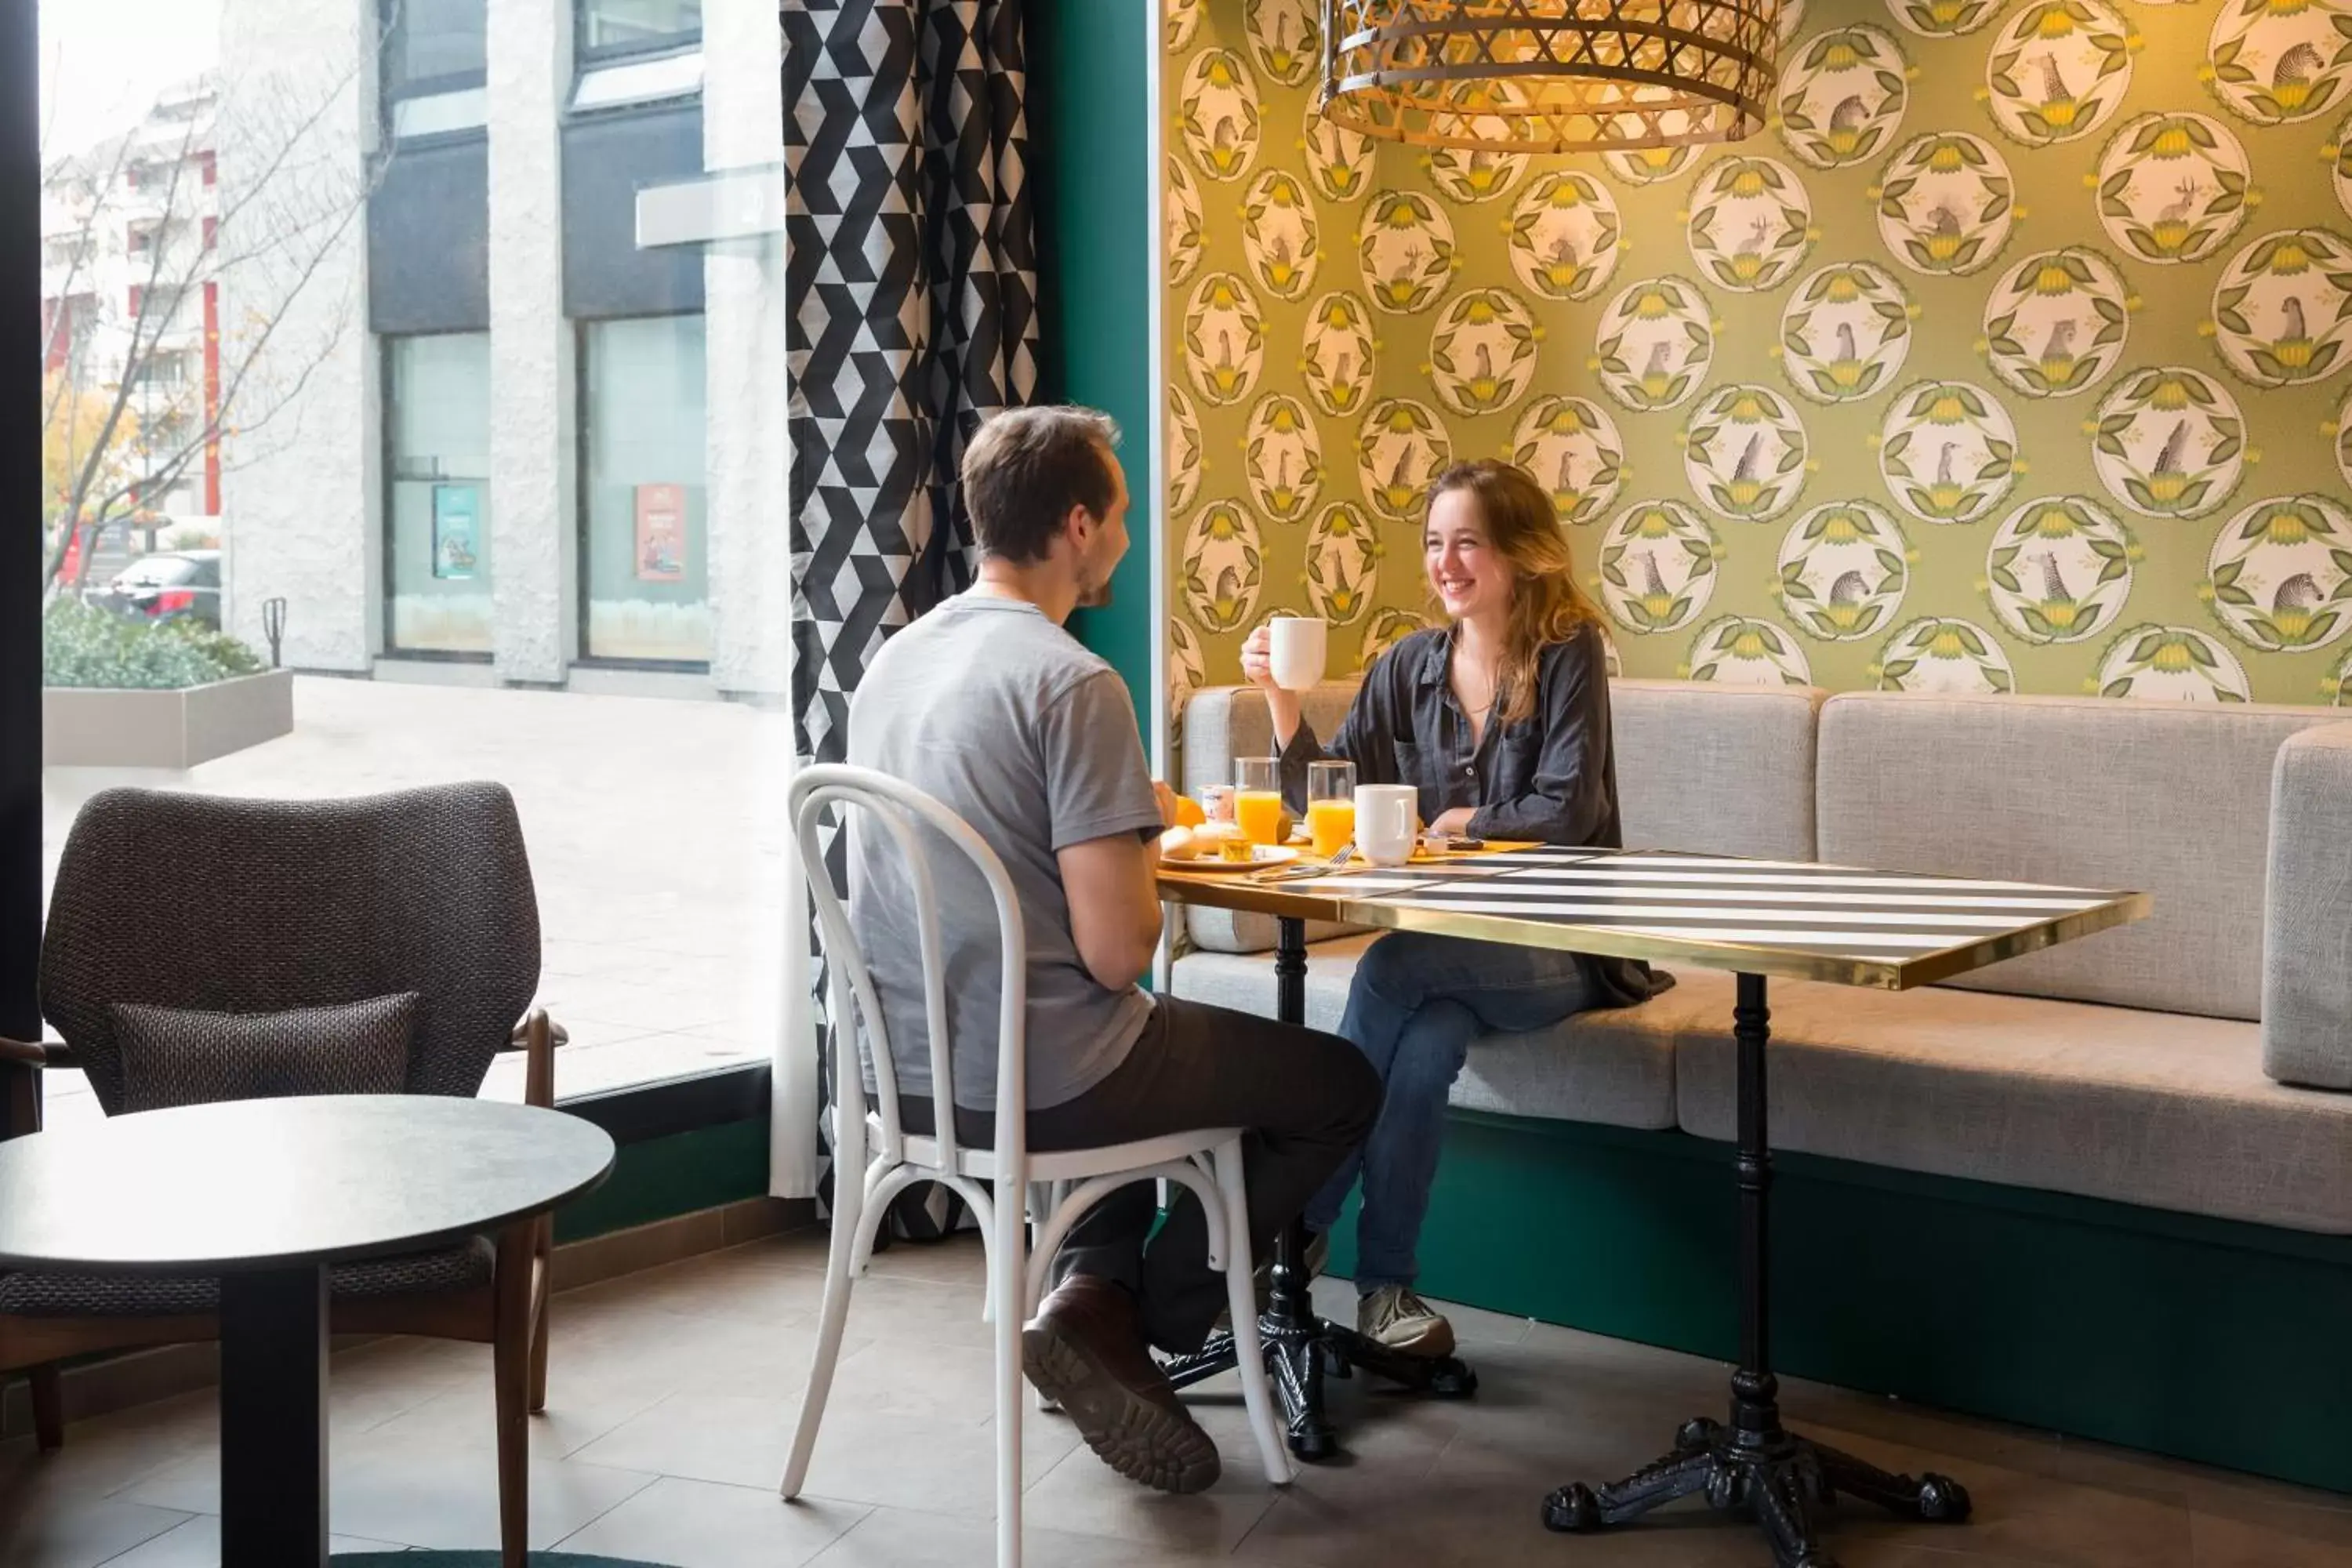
[844,593,1162,1112]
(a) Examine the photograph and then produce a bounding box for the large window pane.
[387,332,493,655]
[579,0,701,54]
[386,0,486,94]
[582,314,710,663]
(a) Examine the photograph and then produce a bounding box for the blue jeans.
[1307,931,1597,1292]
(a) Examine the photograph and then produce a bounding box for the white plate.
[1163,844,1301,876]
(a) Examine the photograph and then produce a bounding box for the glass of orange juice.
[1234,757,1284,848]
[1307,760,1356,859]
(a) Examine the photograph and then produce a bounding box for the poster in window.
[635,482,687,583]
[431,485,481,581]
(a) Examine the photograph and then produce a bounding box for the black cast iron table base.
[1541,973,1972,1567]
[1160,915,1476,1460]
[1161,1217,1478,1461]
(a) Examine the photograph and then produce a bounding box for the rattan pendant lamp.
[1320,0,1782,153]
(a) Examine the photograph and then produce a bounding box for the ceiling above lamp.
[1319,0,1783,154]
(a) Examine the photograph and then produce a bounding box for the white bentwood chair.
[779,765,1291,1566]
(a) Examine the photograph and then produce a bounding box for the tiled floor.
[5,1229,2350,1566]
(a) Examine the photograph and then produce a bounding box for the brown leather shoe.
[1022,1275,1221,1494]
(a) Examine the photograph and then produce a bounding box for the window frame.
[572,0,702,65]
[380,329,497,665]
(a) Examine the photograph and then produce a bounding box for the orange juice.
[1235,789,1285,846]
[1307,800,1356,858]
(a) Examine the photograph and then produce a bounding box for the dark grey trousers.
[906,993,1379,1356]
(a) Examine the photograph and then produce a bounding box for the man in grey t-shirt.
[845,407,1377,1496]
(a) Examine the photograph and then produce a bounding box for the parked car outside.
[83,550,223,631]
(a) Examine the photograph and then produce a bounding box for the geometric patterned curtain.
[779,0,1039,1207]
[784,0,1040,770]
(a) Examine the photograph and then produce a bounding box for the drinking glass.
[1307,760,1356,859]
[1234,757,1283,847]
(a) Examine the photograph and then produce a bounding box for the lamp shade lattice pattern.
[1323,0,1782,152]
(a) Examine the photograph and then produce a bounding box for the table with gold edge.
[1157,844,2148,1567]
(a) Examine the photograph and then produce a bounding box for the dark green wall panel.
[553,1117,769,1243]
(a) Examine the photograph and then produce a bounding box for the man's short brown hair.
[960,406,1122,564]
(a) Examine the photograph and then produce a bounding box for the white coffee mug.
[1355,783,1417,868]
[1268,615,1329,692]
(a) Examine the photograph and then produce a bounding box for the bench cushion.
[1669,967,2352,1234]
[1169,937,1677,1130]
[1613,680,1824,862]
[2264,722,2352,1089]
[1817,692,2343,1022]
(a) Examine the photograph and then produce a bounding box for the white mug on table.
[1268,616,1328,692]
[1355,783,1417,868]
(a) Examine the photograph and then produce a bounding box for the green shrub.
[42,599,267,691]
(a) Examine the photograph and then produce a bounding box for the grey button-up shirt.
[1277,619,1662,1008]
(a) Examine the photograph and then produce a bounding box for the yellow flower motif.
[2151,124,2194,158]
[2262,507,2313,546]
[2146,473,2187,506]
[2269,239,2314,274]
[2030,505,2080,539]
[2035,5,2077,38]
[1730,629,1769,659]
[1820,510,1864,544]
[1635,507,1677,539]
[1824,270,1863,304]
[2151,637,2195,673]
[1928,392,1971,423]
[1633,289,1673,320]
[2040,100,2081,132]
[2274,337,2315,370]
[1730,392,1766,420]
[2142,370,2190,407]
[1929,626,1968,659]
[1927,141,1968,175]
[1729,167,1769,199]
[1824,42,1861,70]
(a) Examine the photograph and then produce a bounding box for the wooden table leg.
[220,1263,328,1567]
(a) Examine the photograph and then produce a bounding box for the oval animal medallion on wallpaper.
[1597,501,1722,636]
[1427,289,1541,416]
[1301,99,1375,205]
[1777,501,1912,642]
[1167,157,1206,285]
[1780,262,1915,402]
[1167,387,1203,517]
[1182,272,1265,406]
[1593,277,1715,412]
[1301,292,1378,418]
[1983,0,2138,148]
[1682,384,1811,523]
[1981,248,2132,397]
[1886,0,2003,38]
[1241,170,1320,301]
[2210,228,2352,387]
[2205,494,2352,651]
[1876,132,2016,276]
[2094,624,2252,700]
[1984,495,2140,645]
[2096,114,2253,265]
[1360,191,1458,314]
[2332,111,2352,219]
[1181,501,1264,633]
[1872,617,2019,693]
[1244,0,1319,88]
[1512,395,1625,528]
[1244,394,1322,523]
[1167,0,1203,51]
[1356,398,1454,521]
[2326,645,2352,703]
[1685,615,1816,685]
[1306,502,1381,626]
[1178,48,1260,182]
[1777,24,1911,169]
[2091,365,2247,519]
[1170,615,1207,713]
[2205,0,2352,126]
[1427,85,1534,205]
[1507,172,1623,302]
[1878,381,2018,524]
[1685,158,1816,292]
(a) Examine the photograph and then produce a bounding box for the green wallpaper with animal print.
[1160,0,2352,727]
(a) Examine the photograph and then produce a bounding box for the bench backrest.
[1817,692,2343,1022]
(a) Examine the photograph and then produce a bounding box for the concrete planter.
[43,670,296,769]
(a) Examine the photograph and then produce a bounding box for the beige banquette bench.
[1172,682,2352,1239]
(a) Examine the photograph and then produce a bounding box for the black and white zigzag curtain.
[785,0,1039,769]
[779,0,1037,1207]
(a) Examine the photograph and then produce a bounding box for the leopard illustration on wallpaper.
[1160,0,2352,728]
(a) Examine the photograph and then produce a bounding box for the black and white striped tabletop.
[1218,848,2148,990]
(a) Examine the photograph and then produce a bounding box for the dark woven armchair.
[0,783,565,1568]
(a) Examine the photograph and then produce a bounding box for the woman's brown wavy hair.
[1425,460,1604,729]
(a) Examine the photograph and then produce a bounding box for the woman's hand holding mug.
[1240,623,1305,749]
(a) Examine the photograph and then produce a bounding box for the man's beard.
[1076,572,1116,610]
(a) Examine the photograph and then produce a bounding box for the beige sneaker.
[1358,1285,1456,1359]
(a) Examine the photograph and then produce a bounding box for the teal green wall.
[553,1118,770,1243]
[1324,1112,2352,1495]
[1033,2,1160,739]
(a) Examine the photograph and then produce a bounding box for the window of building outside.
[387,332,494,655]
[580,314,710,663]
[579,0,701,56]
[383,0,487,140]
